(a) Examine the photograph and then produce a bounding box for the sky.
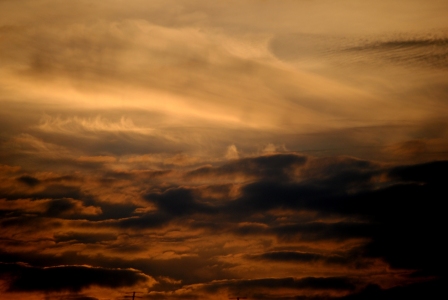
[1,0,448,299]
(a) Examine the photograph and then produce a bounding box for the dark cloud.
[223,158,448,278]
[45,198,77,216]
[187,154,307,181]
[145,188,214,217]
[248,251,353,266]
[310,162,447,276]
[0,198,101,220]
[271,222,373,243]
[88,201,138,221]
[225,180,343,217]
[0,262,153,292]
[115,156,448,281]
[252,251,321,262]
[0,183,86,202]
[53,232,117,244]
[184,156,379,220]
[298,161,446,276]
[44,295,99,300]
[1,154,447,298]
[111,212,170,229]
[16,175,41,187]
[198,277,356,294]
[0,248,236,288]
[0,215,62,230]
[387,160,448,184]
[0,179,140,221]
[112,187,221,230]
[300,157,378,189]
[339,278,446,300]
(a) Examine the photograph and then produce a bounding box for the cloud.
[0,262,155,293]
[109,212,171,230]
[226,145,239,160]
[247,251,353,266]
[270,222,373,243]
[9,184,84,202]
[0,154,446,299]
[44,198,102,218]
[339,279,447,300]
[387,160,448,184]
[76,156,117,163]
[2,2,448,300]
[187,153,307,181]
[187,277,356,296]
[270,32,448,69]
[342,35,448,69]
[53,232,117,244]
[38,116,155,137]
[16,175,41,187]
[145,188,213,217]
[44,295,99,300]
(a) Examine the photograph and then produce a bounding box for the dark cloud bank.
[0,263,151,292]
[0,154,447,299]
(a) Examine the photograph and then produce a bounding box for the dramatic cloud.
[1,1,447,299]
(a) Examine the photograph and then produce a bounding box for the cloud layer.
[1,1,447,299]
[1,152,447,299]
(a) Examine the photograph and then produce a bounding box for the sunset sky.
[1,1,448,299]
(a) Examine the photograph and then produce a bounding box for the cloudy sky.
[1,1,447,299]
